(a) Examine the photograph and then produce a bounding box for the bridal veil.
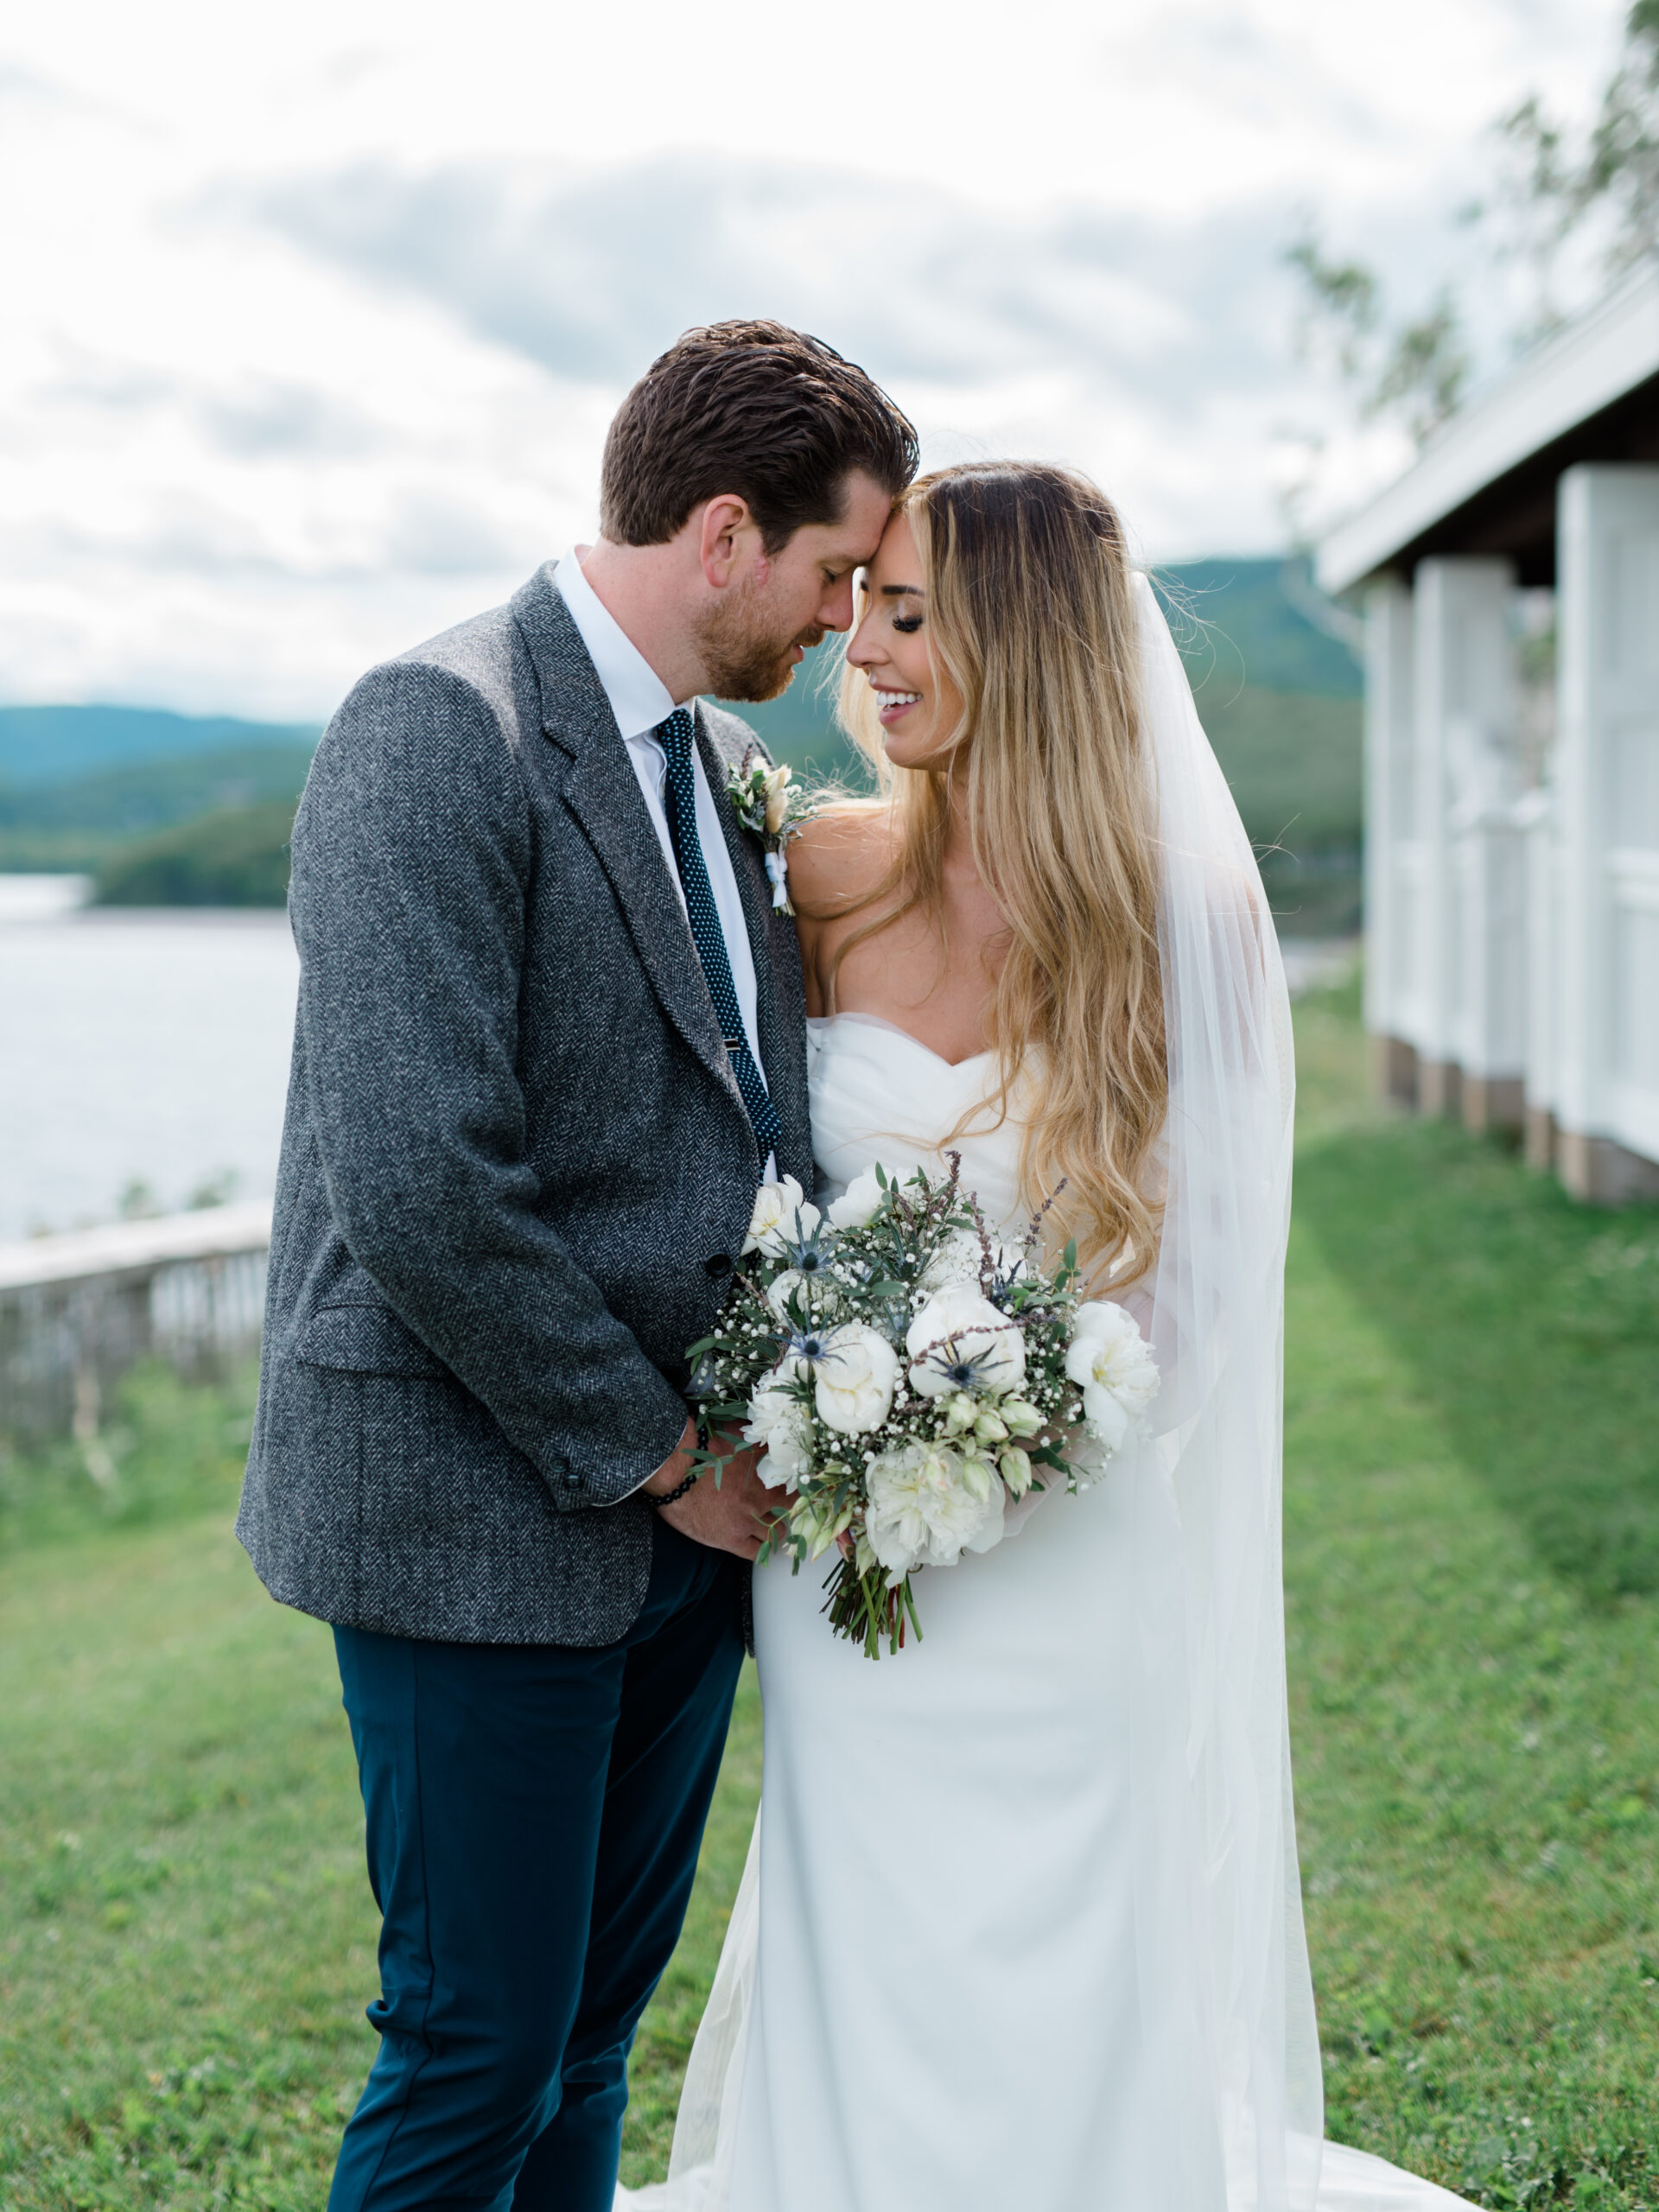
[624,578,1465,2212]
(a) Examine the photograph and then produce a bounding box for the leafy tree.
[1288,3,1656,449]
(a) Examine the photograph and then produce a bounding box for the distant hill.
[0,744,316,872]
[728,554,1363,936]
[1154,556,1362,700]
[0,705,320,786]
[7,556,1364,929]
[728,553,1360,760]
[92,803,296,909]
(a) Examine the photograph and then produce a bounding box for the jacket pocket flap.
[293,1304,446,1377]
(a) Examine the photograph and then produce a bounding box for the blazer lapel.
[513,571,739,1101]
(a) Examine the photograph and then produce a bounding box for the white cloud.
[0,0,1624,717]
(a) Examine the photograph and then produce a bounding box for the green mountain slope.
[0,745,316,870]
[10,556,1363,927]
[723,556,1363,933]
[92,803,297,909]
[1155,556,1361,698]
[0,706,320,787]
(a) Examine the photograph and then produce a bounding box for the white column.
[1517,783,1560,1168]
[1362,576,1416,1101]
[1411,557,1517,1118]
[1556,464,1659,1200]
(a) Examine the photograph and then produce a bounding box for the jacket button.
[704,1252,733,1278]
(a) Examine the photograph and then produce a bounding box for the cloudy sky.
[1,0,1621,721]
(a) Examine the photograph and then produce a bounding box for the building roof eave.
[1315,257,1659,597]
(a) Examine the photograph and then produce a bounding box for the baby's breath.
[686,1155,1154,1659]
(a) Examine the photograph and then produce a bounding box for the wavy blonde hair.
[826,461,1166,1283]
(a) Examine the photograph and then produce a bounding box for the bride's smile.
[845,511,963,766]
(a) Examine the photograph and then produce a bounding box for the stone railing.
[0,1203,272,1446]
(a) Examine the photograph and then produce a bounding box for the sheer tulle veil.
[622,580,1448,2212]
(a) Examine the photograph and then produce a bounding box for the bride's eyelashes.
[892,614,924,635]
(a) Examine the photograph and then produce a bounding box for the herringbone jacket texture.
[235,563,812,1645]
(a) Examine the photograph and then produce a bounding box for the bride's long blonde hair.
[827,461,1166,1283]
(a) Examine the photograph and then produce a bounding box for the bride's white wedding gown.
[620,1013,1475,2212]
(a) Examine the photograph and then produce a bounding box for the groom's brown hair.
[600,320,918,554]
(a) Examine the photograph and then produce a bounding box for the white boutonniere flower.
[725,746,817,915]
[744,1174,820,1257]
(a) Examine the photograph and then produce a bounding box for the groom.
[237,320,917,2210]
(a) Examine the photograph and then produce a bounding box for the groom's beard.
[696,586,826,702]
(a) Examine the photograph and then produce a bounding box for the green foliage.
[92,801,296,908]
[1297,0,1659,453]
[0,1361,257,1554]
[1285,226,1471,450]
[1491,1,1659,292]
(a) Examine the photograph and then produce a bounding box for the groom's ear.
[696,495,762,590]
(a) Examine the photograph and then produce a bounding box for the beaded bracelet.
[644,1467,701,1510]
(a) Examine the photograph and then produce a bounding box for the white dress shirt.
[554,550,775,1181]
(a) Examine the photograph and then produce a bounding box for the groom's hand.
[643,1419,783,1560]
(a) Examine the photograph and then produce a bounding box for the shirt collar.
[554,549,694,747]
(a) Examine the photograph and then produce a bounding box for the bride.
[624,462,1472,2212]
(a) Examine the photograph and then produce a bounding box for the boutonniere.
[725,746,816,915]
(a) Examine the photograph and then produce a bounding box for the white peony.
[744,1175,821,1257]
[1064,1300,1159,1452]
[811,1323,900,1436]
[906,1285,1026,1399]
[826,1165,888,1230]
[744,1361,815,1490]
[864,1439,1007,1580]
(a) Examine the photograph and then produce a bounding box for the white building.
[1318,261,1659,1204]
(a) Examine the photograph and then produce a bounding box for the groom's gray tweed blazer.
[235,563,812,1647]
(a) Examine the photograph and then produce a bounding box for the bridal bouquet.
[686,1158,1159,1659]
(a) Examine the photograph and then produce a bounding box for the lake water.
[0,878,299,1243]
[0,874,1354,1248]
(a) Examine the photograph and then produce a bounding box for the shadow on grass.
[1294,1116,1659,1602]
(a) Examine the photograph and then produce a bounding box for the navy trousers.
[328,1522,744,2212]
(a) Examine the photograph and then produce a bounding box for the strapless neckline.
[805,1010,994,1075]
[805,1010,1027,1242]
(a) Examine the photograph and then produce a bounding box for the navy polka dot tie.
[656,709,784,1165]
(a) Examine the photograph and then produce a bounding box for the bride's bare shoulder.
[787,803,893,917]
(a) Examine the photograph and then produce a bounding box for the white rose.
[826,1165,887,1230]
[743,1174,821,1257]
[864,1439,1006,1581]
[1064,1300,1159,1452]
[906,1285,1026,1399]
[744,1361,814,1490]
[811,1323,899,1436]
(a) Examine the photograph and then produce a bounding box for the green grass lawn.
[3,976,1656,2209]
